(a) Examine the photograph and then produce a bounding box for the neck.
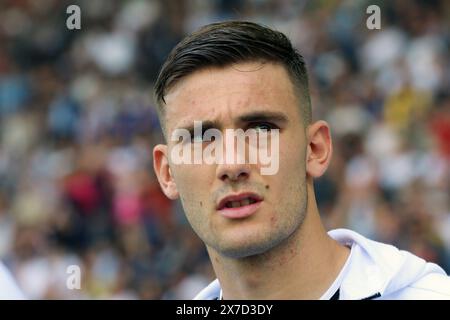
[207,182,350,300]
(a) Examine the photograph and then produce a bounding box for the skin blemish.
[200,201,203,207]
[265,185,269,189]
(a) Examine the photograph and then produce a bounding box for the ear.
[306,120,333,178]
[153,144,179,200]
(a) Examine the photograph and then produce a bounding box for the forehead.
[163,61,299,127]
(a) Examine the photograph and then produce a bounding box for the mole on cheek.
[200,201,203,207]
[265,185,269,189]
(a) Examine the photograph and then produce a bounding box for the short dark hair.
[154,21,312,129]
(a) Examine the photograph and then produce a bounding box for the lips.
[216,192,263,219]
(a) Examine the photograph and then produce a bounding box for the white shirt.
[194,229,450,299]
[0,261,26,299]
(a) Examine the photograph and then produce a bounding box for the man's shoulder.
[0,261,25,300]
[403,272,450,299]
[193,279,221,300]
[329,228,450,300]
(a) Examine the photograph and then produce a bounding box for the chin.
[212,232,285,259]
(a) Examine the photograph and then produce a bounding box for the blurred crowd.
[0,0,449,299]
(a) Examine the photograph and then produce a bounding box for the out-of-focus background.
[0,0,449,299]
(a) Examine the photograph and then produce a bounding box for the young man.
[152,21,450,299]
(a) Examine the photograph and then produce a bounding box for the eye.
[190,127,215,143]
[249,122,278,132]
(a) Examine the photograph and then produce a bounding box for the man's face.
[160,61,309,258]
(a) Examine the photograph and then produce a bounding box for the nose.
[215,129,252,182]
[216,162,251,182]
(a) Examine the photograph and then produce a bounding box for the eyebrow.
[237,111,289,124]
[184,120,220,137]
[178,110,289,135]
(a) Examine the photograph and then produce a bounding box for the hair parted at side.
[154,20,312,126]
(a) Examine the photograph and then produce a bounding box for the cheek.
[270,215,278,226]
[172,164,215,205]
[278,142,305,178]
[281,134,307,174]
[268,140,306,205]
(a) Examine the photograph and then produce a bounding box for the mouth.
[216,192,263,219]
